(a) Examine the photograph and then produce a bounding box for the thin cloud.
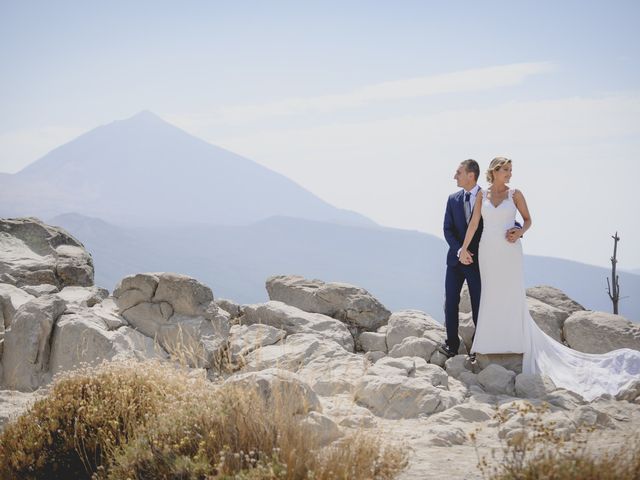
[217,62,555,121]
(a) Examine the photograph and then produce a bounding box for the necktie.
[464,192,472,224]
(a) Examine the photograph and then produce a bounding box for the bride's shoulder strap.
[508,188,515,200]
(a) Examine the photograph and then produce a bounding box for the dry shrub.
[471,402,640,480]
[0,359,407,480]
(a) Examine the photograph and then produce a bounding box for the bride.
[459,157,640,401]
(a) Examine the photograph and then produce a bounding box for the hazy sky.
[1,1,639,269]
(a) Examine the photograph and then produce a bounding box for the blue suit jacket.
[443,189,483,267]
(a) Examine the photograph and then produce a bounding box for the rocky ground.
[1,217,639,479]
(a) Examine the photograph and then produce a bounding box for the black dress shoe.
[437,343,457,358]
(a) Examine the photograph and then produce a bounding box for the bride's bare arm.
[459,192,483,263]
[511,189,532,238]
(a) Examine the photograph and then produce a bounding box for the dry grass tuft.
[470,402,640,480]
[0,359,408,480]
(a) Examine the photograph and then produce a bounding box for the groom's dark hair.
[460,159,480,181]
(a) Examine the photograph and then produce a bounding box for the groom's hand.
[506,228,522,243]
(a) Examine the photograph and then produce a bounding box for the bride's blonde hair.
[486,157,512,183]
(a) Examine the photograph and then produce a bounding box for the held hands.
[459,249,474,265]
[506,227,523,243]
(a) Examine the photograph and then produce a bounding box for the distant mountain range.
[2,111,638,322]
[51,213,640,322]
[0,111,373,227]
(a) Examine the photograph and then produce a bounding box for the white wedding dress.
[470,188,640,401]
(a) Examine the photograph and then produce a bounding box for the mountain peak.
[119,110,167,126]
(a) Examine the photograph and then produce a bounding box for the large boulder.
[515,373,557,399]
[228,323,286,364]
[1,295,67,391]
[265,275,390,333]
[0,283,35,329]
[224,368,322,415]
[386,310,444,350]
[358,331,387,353]
[113,273,231,368]
[477,364,517,395]
[563,311,640,353]
[527,297,569,343]
[388,336,437,360]
[526,285,584,314]
[241,301,354,352]
[353,357,464,419]
[55,285,109,308]
[242,333,367,396]
[48,309,167,377]
[0,284,36,357]
[0,217,94,288]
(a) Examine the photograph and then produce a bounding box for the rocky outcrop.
[563,311,640,353]
[526,285,585,313]
[113,273,231,368]
[2,295,67,390]
[0,217,94,288]
[241,301,354,352]
[265,275,390,336]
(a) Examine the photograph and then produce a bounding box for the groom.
[438,159,483,359]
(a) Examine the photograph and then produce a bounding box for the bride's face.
[493,163,512,184]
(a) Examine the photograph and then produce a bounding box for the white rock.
[265,275,390,332]
[515,373,556,399]
[526,285,584,313]
[527,297,569,343]
[459,283,472,314]
[215,298,242,318]
[478,364,516,396]
[429,350,448,367]
[444,355,473,378]
[364,351,386,363]
[563,311,640,353]
[242,301,354,352]
[615,379,640,403]
[354,374,460,419]
[475,353,523,374]
[114,273,231,368]
[358,331,387,352]
[295,411,343,446]
[298,351,368,396]
[543,389,586,410]
[90,298,128,330]
[386,310,445,350]
[428,403,495,424]
[458,371,482,387]
[571,405,614,429]
[458,312,475,352]
[228,324,286,363]
[48,310,167,377]
[388,336,437,360]
[20,284,59,297]
[56,285,109,308]
[354,356,464,418]
[0,283,35,328]
[224,368,322,415]
[423,425,468,446]
[2,295,67,391]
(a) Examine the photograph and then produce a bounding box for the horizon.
[1,1,639,269]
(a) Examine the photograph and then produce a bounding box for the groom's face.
[454,164,475,190]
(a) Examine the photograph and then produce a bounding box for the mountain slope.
[1,111,375,227]
[50,213,640,322]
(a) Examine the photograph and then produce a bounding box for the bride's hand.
[459,249,473,265]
